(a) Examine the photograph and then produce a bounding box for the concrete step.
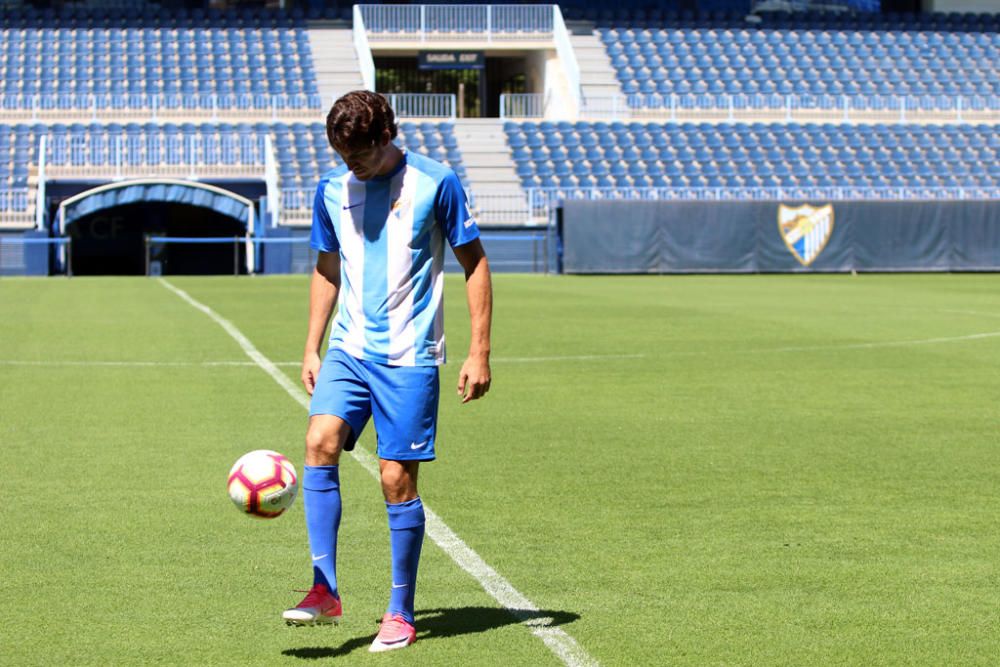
[462,159,517,169]
[574,28,621,110]
[582,73,620,83]
[451,119,527,222]
[307,27,363,106]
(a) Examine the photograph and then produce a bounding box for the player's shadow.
[282,606,581,659]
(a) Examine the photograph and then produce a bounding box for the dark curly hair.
[326,90,398,153]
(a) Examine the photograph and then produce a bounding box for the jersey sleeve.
[310,179,340,253]
[433,171,480,248]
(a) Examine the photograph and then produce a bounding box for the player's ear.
[379,129,392,147]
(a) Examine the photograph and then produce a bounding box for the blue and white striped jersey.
[310,151,480,367]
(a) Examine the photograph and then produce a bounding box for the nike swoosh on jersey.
[342,202,363,210]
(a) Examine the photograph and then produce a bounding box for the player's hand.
[302,351,322,396]
[457,354,491,404]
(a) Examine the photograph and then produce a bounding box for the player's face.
[336,138,391,181]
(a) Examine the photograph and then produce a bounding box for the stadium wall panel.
[561,200,1000,273]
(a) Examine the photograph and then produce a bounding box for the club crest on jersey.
[778,203,834,266]
[390,197,409,219]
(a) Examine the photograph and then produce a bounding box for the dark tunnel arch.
[56,179,256,275]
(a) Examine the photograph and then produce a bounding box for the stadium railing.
[527,186,1000,211]
[0,94,324,122]
[578,94,1000,123]
[140,232,554,275]
[0,189,31,212]
[44,134,268,180]
[144,235,260,276]
[385,93,457,119]
[468,191,538,225]
[500,93,547,119]
[358,3,554,42]
[282,185,1000,228]
[0,189,34,229]
[280,187,536,227]
[280,188,313,226]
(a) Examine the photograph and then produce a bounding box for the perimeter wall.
[560,200,1000,274]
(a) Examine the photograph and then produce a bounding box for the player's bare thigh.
[305,414,353,466]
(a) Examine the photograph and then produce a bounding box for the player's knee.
[305,421,347,464]
[380,463,418,503]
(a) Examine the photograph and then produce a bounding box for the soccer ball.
[227,450,299,519]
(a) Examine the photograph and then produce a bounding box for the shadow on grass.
[282,606,581,659]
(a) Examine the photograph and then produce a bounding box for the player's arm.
[303,176,342,395]
[453,239,492,404]
[302,252,340,395]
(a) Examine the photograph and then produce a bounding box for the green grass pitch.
[2,273,999,666]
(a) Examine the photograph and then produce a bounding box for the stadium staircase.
[451,119,535,226]
[306,22,366,107]
[567,20,623,109]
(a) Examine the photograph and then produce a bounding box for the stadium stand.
[0,14,321,115]
[1,1,998,274]
[505,120,1000,192]
[1,120,468,195]
[599,21,1000,98]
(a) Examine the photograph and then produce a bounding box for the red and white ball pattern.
[227,450,299,519]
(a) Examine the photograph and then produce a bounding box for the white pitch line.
[273,353,647,366]
[938,309,1000,320]
[0,359,257,367]
[490,353,646,364]
[3,327,997,372]
[157,278,598,667]
[755,329,1000,354]
[0,354,646,369]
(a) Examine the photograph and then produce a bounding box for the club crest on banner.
[778,204,834,266]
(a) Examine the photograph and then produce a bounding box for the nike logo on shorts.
[410,441,428,450]
[312,554,328,561]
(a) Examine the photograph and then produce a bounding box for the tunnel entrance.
[66,201,248,276]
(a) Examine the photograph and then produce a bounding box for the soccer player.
[283,91,493,653]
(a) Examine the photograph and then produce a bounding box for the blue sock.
[386,497,425,624]
[303,465,341,597]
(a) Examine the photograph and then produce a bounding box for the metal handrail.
[580,93,1000,122]
[358,4,554,41]
[0,93,324,120]
[0,188,32,212]
[500,93,546,119]
[386,93,456,119]
[528,186,1000,204]
[43,134,268,180]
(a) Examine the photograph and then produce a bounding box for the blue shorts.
[309,348,439,461]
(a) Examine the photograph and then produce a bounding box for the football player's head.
[326,90,399,180]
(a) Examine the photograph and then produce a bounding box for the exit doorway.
[375,55,529,118]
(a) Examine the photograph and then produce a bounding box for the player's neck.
[375,145,404,178]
